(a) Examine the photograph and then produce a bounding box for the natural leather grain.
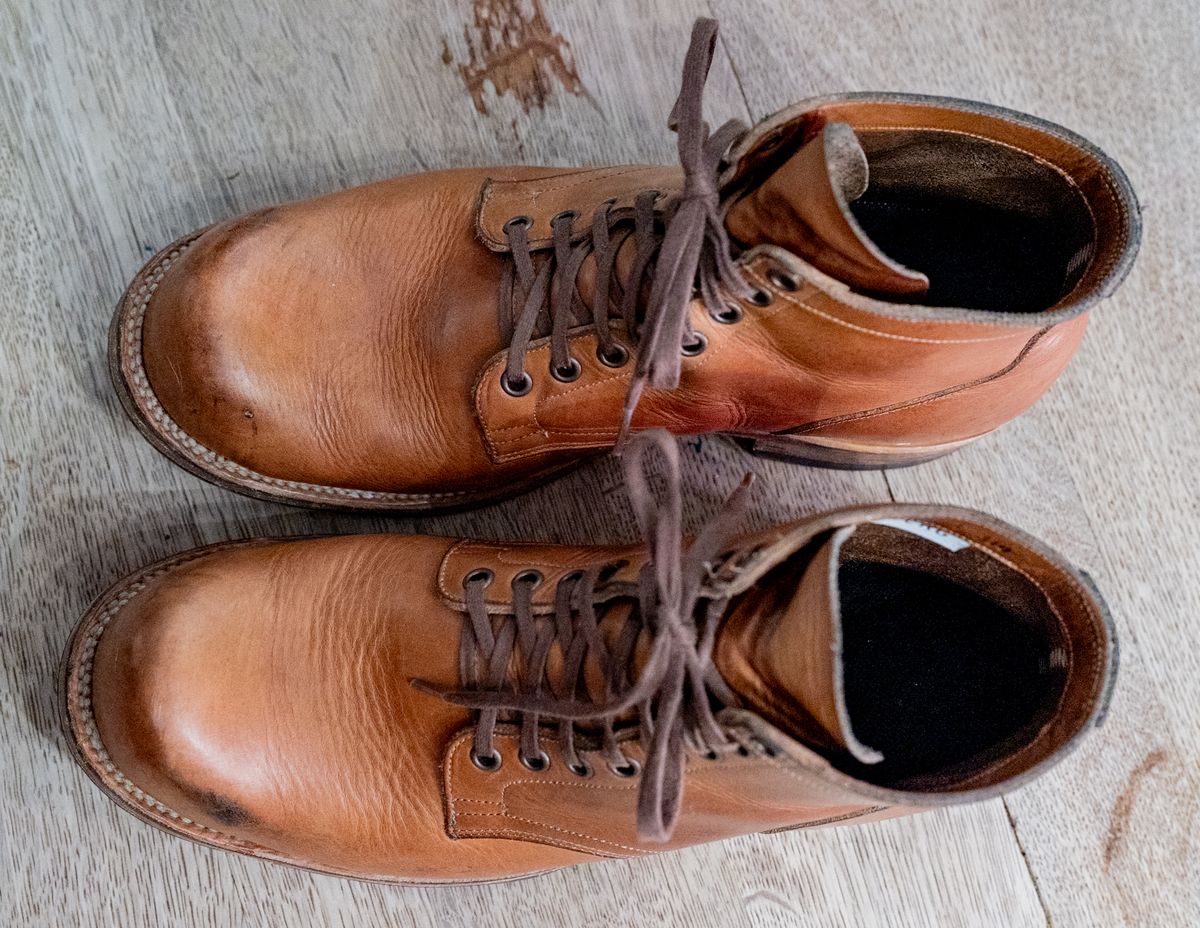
[64,503,1114,883]
[116,88,1139,508]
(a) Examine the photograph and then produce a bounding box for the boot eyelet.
[512,569,543,588]
[703,749,719,761]
[568,761,593,778]
[501,371,533,397]
[751,289,773,307]
[713,301,743,324]
[550,357,582,383]
[463,568,495,588]
[766,267,799,292]
[681,332,707,357]
[520,751,551,772]
[609,759,640,778]
[597,343,629,368]
[471,749,503,772]
[503,215,532,233]
[736,744,751,757]
[551,209,578,225]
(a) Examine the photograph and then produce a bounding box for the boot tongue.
[725,122,929,298]
[715,526,884,764]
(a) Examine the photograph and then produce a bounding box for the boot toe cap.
[66,546,282,853]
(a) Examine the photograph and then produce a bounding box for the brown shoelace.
[496,18,757,440]
[415,430,755,841]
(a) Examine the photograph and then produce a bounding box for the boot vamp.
[140,167,579,494]
[86,534,597,880]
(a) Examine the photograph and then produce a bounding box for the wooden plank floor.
[2,0,1196,924]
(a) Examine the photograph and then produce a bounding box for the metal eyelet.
[597,343,629,368]
[501,370,533,397]
[520,751,551,772]
[551,209,578,225]
[680,332,707,357]
[463,568,495,588]
[503,215,532,233]
[512,568,543,588]
[568,761,593,778]
[751,289,773,307]
[609,759,640,778]
[736,744,751,757]
[551,357,582,383]
[766,267,799,292]
[713,301,743,324]
[702,749,719,761]
[471,749,503,772]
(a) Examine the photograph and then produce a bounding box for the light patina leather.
[114,20,1139,507]
[65,489,1115,883]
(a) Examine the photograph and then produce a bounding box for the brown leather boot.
[112,19,1139,509]
[64,432,1115,883]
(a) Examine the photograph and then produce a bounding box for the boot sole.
[734,432,974,470]
[59,540,553,885]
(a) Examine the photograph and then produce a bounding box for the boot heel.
[735,433,971,470]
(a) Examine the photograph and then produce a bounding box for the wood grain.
[1,0,1194,924]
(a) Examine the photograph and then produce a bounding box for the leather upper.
[130,94,1139,499]
[66,504,1115,882]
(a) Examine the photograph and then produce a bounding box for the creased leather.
[132,93,1136,498]
[69,502,1115,882]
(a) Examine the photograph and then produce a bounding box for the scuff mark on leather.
[200,791,257,828]
[1104,748,1166,870]
[444,0,588,115]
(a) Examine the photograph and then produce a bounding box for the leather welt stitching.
[781,327,1054,437]
[71,547,260,848]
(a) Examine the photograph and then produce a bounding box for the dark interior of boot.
[836,559,1059,785]
[851,128,1096,313]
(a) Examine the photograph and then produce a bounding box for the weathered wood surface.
[1,0,1195,925]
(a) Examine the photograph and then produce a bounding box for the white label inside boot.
[873,518,971,552]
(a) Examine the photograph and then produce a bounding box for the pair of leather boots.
[64,20,1139,884]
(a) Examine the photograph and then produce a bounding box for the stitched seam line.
[448,827,633,859]
[453,810,644,854]
[766,285,1024,345]
[781,327,1052,437]
[480,273,798,457]
[437,543,633,605]
[478,167,668,249]
[445,729,645,853]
